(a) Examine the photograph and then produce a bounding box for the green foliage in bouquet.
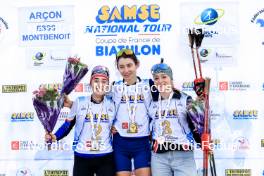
[33,87,59,108]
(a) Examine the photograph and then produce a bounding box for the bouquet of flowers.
[61,57,89,95]
[32,57,88,149]
[33,86,61,134]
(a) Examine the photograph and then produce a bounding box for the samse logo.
[96,5,160,24]
[11,112,34,122]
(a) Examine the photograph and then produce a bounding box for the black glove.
[193,78,205,97]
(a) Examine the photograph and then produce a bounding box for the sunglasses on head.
[92,66,109,77]
[151,63,170,74]
[116,49,134,58]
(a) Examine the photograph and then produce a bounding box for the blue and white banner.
[180,2,239,67]
[180,2,239,45]
[83,4,172,57]
[18,6,74,46]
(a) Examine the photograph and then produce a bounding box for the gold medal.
[90,140,100,151]
[88,96,103,151]
[127,122,138,133]
[123,82,139,134]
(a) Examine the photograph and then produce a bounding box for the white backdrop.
[0,0,264,175]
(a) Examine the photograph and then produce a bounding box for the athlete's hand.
[45,132,56,143]
[111,126,117,134]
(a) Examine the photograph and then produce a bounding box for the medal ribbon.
[88,96,104,140]
[158,92,173,136]
[123,81,139,124]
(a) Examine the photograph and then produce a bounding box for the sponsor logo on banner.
[233,109,258,120]
[181,81,194,91]
[219,81,228,91]
[50,55,67,61]
[251,8,264,45]
[11,141,20,150]
[199,48,212,62]
[11,140,68,151]
[233,81,250,90]
[16,167,32,176]
[181,2,239,47]
[194,8,224,26]
[219,81,250,91]
[216,51,232,59]
[210,110,221,121]
[225,169,251,176]
[85,4,172,56]
[11,140,46,151]
[11,112,34,122]
[2,84,27,93]
[200,48,210,57]
[27,48,69,69]
[180,4,238,66]
[0,17,8,43]
[11,140,34,150]
[18,6,74,46]
[199,47,235,66]
[44,170,69,176]
[182,81,218,92]
[194,8,224,38]
[251,8,264,28]
[32,51,46,66]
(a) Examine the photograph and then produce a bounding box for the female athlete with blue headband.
[148,59,205,176]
